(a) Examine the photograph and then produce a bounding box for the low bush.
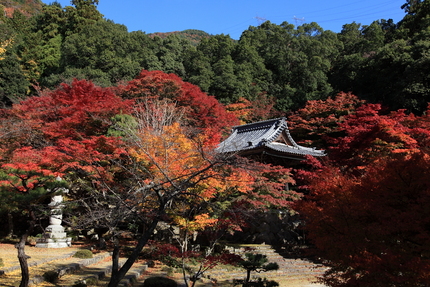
[73,249,93,259]
[143,276,177,287]
[43,271,59,283]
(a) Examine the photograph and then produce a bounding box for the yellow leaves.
[0,38,13,61]
[173,213,218,232]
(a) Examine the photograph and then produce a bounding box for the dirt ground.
[0,243,326,287]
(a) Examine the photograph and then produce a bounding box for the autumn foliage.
[293,97,430,286]
[287,92,365,149]
[0,80,130,176]
[116,70,238,134]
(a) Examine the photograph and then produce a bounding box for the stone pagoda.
[36,184,71,248]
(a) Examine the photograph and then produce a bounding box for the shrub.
[85,277,98,285]
[73,249,93,259]
[72,280,87,287]
[143,276,178,287]
[0,257,3,267]
[43,271,59,283]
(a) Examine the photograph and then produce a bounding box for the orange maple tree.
[0,73,300,287]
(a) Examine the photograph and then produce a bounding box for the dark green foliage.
[73,249,93,259]
[238,253,279,286]
[329,13,430,114]
[43,270,59,283]
[240,253,279,273]
[149,29,210,46]
[60,20,141,84]
[72,281,87,287]
[142,276,178,287]
[0,257,3,267]
[234,277,279,287]
[0,53,29,105]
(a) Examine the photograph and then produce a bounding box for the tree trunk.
[7,212,14,238]
[17,233,31,287]
[107,218,160,287]
[17,209,36,287]
[111,238,120,278]
[245,269,251,284]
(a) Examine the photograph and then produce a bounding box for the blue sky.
[42,0,407,39]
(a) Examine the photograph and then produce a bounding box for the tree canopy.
[1,0,430,114]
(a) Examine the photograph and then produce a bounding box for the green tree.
[64,0,103,34]
[239,253,279,286]
[0,167,67,287]
[156,34,189,77]
[232,37,273,102]
[128,33,164,71]
[182,47,214,92]
[59,20,141,86]
[211,55,240,103]
[0,52,29,105]
[239,21,340,111]
[399,0,430,38]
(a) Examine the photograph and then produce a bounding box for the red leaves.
[288,92,364,148]
[296,153,430,286]
[330,103,422,170]
[293,94,430,286]
[0,79,131,187]
[14,79,132,140]
[117,70,238,135]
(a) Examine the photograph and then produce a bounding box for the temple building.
[217,117,325,165]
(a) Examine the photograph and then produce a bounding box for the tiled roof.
[216,117,325,158]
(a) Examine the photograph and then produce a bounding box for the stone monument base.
[35,224,72,248]
[35,237,72,248]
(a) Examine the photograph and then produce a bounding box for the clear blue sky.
[42,0,407,39]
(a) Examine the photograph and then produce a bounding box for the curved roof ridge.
[264,117,287,144]
[282,119,301,148]
[217,117,325,159]
[232,117,286,130]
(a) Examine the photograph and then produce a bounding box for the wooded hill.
[0,0,429,115]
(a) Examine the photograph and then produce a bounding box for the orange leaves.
[173,213,218,232]
[226,97,252,124]
[131,122,206,181]
[129,119,254,199]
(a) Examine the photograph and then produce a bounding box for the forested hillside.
[0,0,429,114]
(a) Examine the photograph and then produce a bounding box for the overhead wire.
[216,0,405,39]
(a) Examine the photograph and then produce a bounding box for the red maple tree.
[116,70,238,136]
[294,98,430,286]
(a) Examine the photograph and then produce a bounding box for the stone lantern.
[36,180,72,248]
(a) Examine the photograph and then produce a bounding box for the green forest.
[1,1,430,287]
[1,0,429,114]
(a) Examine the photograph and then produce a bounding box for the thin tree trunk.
[17,233,31,287]
[245,269,251,284]
[107,218,160,287]
[7,212,14,238]
[17,209,35,287]
[111,238,120,278]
